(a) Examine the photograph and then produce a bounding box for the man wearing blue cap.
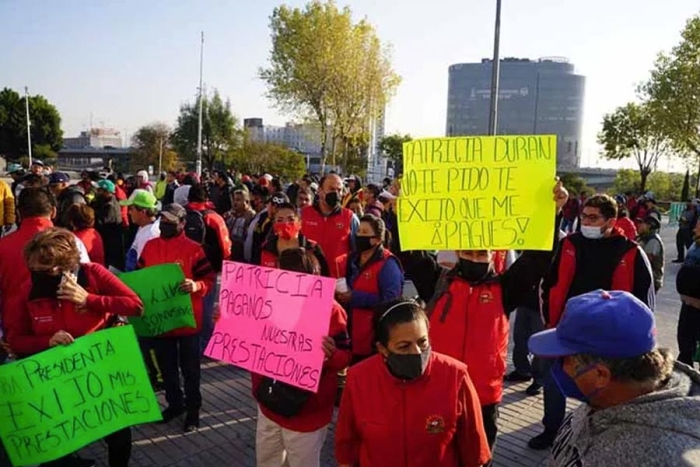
[529,290,700,466]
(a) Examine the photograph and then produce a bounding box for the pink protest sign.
[205,261,335,393]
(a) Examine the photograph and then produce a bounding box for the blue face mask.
[550,359,597,403]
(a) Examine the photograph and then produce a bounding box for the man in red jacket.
[301,174,359,278]
[530,193,655,450]
[137,203,215,433]
[184,183,231,354]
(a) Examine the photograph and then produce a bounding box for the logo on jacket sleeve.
[336,222,345,229]
[425,415,445,434]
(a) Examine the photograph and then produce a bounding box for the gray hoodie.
[551,362,700,466]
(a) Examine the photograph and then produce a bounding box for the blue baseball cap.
[528,290,656,359]
[48,172,70,184]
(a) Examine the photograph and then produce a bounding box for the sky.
[1,1,698,170]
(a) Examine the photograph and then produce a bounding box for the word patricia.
[205,262,335,392]
[0,326,161,466]
[398,135,557,251]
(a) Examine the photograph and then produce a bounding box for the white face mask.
[581,225,604,240]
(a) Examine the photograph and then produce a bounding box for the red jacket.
[428,278,509,405]
[74,227,105,266]
[301,205,354,279]
[615,217,637,241]
[114,184,129,227]
[336,249,399,358]
[0,216,53,307]
[260,234,330,277]
[335,352,491,467]
[542,230,654,328]
[186,201,232,272]
[252,301,351,432]
[137,233,215,337]
[4,263,144,356]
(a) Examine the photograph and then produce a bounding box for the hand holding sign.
[553,178,569,211]
[119,264,196,337]
[49,330,74,347]
[206,261,335,393]
[398,135,558,251]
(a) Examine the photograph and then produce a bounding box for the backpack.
[184,207,224,270]
[184,208,210,244]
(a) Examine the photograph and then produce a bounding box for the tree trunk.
[639,168,650,194]
[320,120,328,174]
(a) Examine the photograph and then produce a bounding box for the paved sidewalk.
[82,226,683,466]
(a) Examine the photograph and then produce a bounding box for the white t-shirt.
[125,220,160,271]
[74,236,91,263]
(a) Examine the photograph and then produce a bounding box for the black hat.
[160,203,187,222]
[269,191,290,206]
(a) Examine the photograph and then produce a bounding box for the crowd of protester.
[0,163,697,467]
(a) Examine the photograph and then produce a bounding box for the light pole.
[487,0,502,136]
[24,87,33,167]
[196,31,204,177]
[158,137,164,175]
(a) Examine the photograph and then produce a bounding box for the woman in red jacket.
[3,227,144,467]
[335,214,403,363]
[335,299,491,467]
[137,203,215,433]
[66,203,106,265]
[252,247,351,467]
[260,202,330,276]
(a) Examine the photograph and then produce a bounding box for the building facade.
[63,128,123,150]
[446,57,586,169]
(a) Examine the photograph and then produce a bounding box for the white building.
[63,128,123,149]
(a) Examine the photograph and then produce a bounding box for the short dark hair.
[584,194,617,220]
[297,186,314,198]
[365,184,381,198]
[66,204,95,230]
[373,299,429,347]
[273,202,298,216]
[279,247,321,275]
[573,348,674,388]
[18,187,56,219]
[188,183,208,203]
[360,214,386,241]
[22,174,44,187]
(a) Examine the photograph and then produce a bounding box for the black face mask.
[30,271,63,299]
[458,259,490,282]
[160,222,182,239]
[324,192,340,208]
[385,347,431,381]
[356,236,376,253]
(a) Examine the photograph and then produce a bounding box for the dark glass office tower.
[446,57,586,169]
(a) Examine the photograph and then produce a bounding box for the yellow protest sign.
[397,135,557,251]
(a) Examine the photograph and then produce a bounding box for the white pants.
[255,406,328,467]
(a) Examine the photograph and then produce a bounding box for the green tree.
[613,169,641,195]
[172,90,242,171]
[230,140,306,180]
[598,102,670,193]
[131,123,178,173]
[0,88,63,161]
[558,172,589,196]
[259,1,400,170]
[379,134,412,174]
[644,14,700,189]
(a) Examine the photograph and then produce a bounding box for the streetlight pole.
[196,31,204,177]
[487,0,502,136]
[25,86,33,167]
[158,137,164,175]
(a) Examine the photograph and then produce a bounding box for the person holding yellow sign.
[426,180,567,457]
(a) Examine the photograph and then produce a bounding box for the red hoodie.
[252,301,351,432]
[4,263,144,356]
[186,201,232,272]
[136,233,215,337]
[335,352,491,467]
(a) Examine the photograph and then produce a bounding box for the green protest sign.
[119,263,195,337]
[0,326,162,466]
